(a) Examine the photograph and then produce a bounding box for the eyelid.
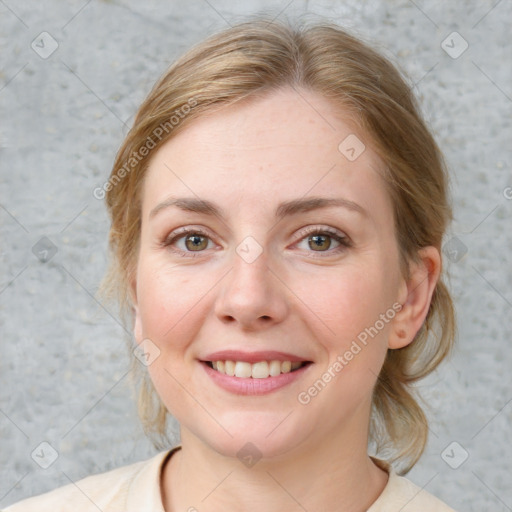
[166,225,215,241]
[293,225,348,241]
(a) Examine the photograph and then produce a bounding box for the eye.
[162,225,351,258]
[162,227,215,257]
[295,226,351,255]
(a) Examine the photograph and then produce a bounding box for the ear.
[133,304,143,344]
[389,246,441,349]
[129,275,143,343]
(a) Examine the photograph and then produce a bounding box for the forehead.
[159,87,360,160]
[141,87,392,224]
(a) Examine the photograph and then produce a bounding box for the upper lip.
[201,350,311,364]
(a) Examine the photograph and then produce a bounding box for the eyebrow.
[149,196,367,221]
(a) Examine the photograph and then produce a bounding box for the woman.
[4,16,457,511]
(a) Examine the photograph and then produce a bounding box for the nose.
[214,247,289,331]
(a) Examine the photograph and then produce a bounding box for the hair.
[99,15,456,475]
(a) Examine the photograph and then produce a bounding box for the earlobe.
[129,274,138,308]
[388,246,441,349]
[130,277,143,343]
[133,304,143,343]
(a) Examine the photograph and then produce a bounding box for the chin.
[188,410,312,461]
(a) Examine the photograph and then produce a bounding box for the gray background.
[1,1,511,510]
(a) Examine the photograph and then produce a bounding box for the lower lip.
[201,362,312,396]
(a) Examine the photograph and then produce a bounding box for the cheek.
[304,262,396,381]
[135,260,209,411]
[313,273,392,393]
[304,265,391,340]
[135,259,207,348]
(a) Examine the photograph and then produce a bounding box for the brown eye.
[163,228,214,257]
[295,227,351,257]
[308,234,333,251]
[184,233,209,251]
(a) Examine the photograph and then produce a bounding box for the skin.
[131,86,441,512]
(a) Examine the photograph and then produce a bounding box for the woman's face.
[133,87,407,458]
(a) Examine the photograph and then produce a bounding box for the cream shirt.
[3,446,456,511]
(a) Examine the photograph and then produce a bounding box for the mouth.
[199,350,314,395]
[202,360,312,379]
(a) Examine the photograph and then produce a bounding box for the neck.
[161,430,388,512]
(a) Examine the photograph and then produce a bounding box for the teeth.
[211,359,305,378]
[234,361,252,378]
[224,360,235,376]
[269,360,281,377]
[251,361,269,379]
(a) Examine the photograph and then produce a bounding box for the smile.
[200,350,313,395]
[201,360,312,395]
[205,360,309,378]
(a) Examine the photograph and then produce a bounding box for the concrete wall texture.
[1,1,511,510]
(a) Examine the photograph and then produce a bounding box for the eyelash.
[161,227,214,259]
[295,226,352,256]
[161,226,352,259]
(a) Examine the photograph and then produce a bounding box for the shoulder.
[2,449,175,512]
[369,465,457,512]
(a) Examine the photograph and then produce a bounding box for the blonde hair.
[100,16,455,474]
